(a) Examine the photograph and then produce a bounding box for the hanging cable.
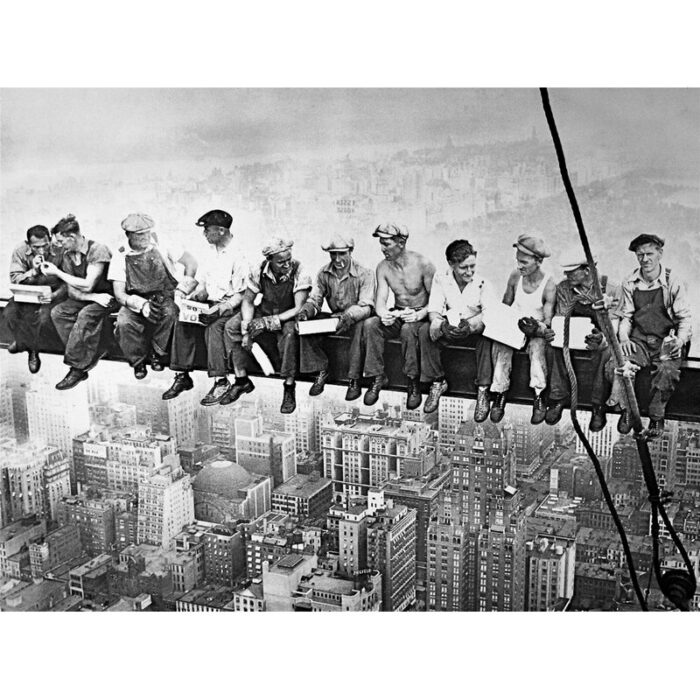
[539,87,696,610]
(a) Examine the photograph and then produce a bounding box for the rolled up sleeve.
[427,274,446,316]
[671,278,693,344]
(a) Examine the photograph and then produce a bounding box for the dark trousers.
[364,316,426,379]
[170,312,234,377]
[51,298,118,371]
[418,324,493,386]
[547,344,611,405]
[5,298,59,351]
[299,313,367,378]
[115,298,178,367]
[225,312,299,380]
[624,334,683,420]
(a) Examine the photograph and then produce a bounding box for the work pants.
[5,298,59,351]
[491,337,547,395]
[418,324,493,386]
[299,313,367,378]
[115,298,178,367]
[225,312,299,380]
[364,316,426,379]
[170,311,235,377]
[547,343,611,406]
[51,298,119,371]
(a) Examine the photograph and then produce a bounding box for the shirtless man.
[362,223,435,409]
[489,234,557,424]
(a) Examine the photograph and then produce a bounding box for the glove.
[585,329,605,350]
[199,307,220,326]
[263,314,282,332]
[442,320,470,340]
[297,310,309,322]
[334,312,353,333]
[248,317,267,339]
[518,316,541,338]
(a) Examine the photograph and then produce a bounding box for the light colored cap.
[262,237,294,258]
[559,245,595,271]
[372,223,409,240]
[322,234,355,252]
[513,233,551,259]
[121,213,155,234]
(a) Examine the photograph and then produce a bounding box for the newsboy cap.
[322,234,355,252]
[628,233,665,252]
[262,237,294,258]
[121,213,155,234]
[196,209,233,229]
[372,223,409,240]
[513,233,551,259]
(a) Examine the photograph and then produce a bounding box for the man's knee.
[364,315,382,335]
[400,321,422,340]
[281,320,297,337]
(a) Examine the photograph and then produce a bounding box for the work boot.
[134,363,148,380]
[200,377,231,406]
[162,372,194,400]
[406,377,422,410]
[27,350,41,374]
[280,383,297,414]
[531,394,547,425]
[364,375,388,406]
[220,377,255,406]
[647,418,665,440]
[545,400,566,426]
[150,353,166,372]
[424,379,448,414]
[489,392,507,423]
[589,404,607,432]
[309,369,329,397]
[56,368,88,390]
[345,378,362,402]
[617,410,633,435]
[474,387,491,423]
[8,341,24,354]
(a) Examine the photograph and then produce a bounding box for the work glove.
[442,320,470,341]
[585,328,605,350]
[518,316,541,338]
[333,311,353,334]
[144,292,168,324]
[199,306,220,326]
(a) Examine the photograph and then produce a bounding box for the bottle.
[659,329,676,361]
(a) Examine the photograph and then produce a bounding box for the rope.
[540,87,696,610]
[561,302,647,610]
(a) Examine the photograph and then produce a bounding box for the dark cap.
[628,233,665,252]
[196,209,233,229]
[26,224,50,240]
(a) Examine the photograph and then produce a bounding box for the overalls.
[624,285,682,419]
[50,240,118,371]
[115,246,179,367]
[225,260,300,379]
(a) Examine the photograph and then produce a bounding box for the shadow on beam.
[0,301,698,423]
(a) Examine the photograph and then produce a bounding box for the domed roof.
[193,459,254,499]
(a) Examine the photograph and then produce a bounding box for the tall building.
[283,402,317,453]
[73,425,176,493]
[509,413,554,478]
[3,444,71,523]
[366,498,417,611]
[337,503,371,577]
[137,460,195,548]
[0,381,15,442]
[118,382,195,449]
[28,524,83,578]
[0,516,47,578]
[26,377,90,485]
[321,410,433,505]
[437,396,473,454]
[271,472,333,519]
[525,536,576,611]
[575,415,616,460]
[57,494,116,556]
[235,415,296,487]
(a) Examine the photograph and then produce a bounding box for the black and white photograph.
[0,4,698,696]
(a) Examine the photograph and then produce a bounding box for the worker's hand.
[248,317,267,339]
[92,293,114,309]
[585,329,605,351]
[198,305,220,325]
[334,312,353,334]
[518,316,540,338]
[40,261,60,276]
[189,288,208,302]
[242,333,253,351]
[399,308,418,323]
[32,256,44,271]
[619,338,637,357]
[429,317,444,342]
[667,336,684,360]
[297,310,309,322]
[380,312,395,327]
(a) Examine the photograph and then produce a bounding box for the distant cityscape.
[1,350,699,612]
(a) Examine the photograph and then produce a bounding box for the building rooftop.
[0,578,68,612]
[177,585,235,609]
[273,473,332,499]
[0,517,45,543]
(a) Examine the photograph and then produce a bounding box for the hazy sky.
[1,88,698,172]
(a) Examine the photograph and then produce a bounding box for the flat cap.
[196,209,233,229]
[513,233,551,259]
[559,245,595,272]
[322,234,355,252]
[628,233,665,252]
[372,223,409,240]
[121,213,155,234]
[262,237,294,258]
